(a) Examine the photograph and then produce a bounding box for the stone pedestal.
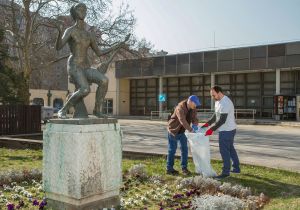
[43,118,122,210]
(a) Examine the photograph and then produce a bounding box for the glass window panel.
[146,98,156,106]
[147,93,156,97]
[263,72,276,82]
[192,86,202,91]
[168,98,179,109]
[216,75,230,84]
[131,98,136,105]
[247,73,261,82]
[137,79,146,87]
[235,74,245,83]
[234,97,245,106]
[281,71,294,82]
[168,86,178,92]
[192,76,203,85]
[147,78,156,87]
[247,98,260,107]
[247,90,260,96]
[130,80,136,87]
[137,99,145,106]
[168,92,178,97]
[168,78,178,86]
[179,91,190,97]
[264,83,275,89]
[263,97,273,107]
[204,76,211,84]
[137,93,145,97]
[147,87,156,92]
[137,88,145,92]
[247,84,260,89]
[179,77,190,85]
[33,98,44,106]
[179,86,190,91]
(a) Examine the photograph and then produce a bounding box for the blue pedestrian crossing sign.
[158,93,166,102]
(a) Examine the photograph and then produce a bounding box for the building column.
[159,76,163,117]
[116,78,120,116]
[210,73,215,110]
[276,69,281,95]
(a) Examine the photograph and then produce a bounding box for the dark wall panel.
[190,52,203,62]
[141,59,153,77]
[250,46,266,58]
[219,49,233,60]
[152,57,164,76]
[250,58,266,69]
[204,51,217,62]
[116,60,141,78]
[234,59,249,70]
[177,54,189,74]
[234,48,249,59]
[268,56,285,68]
[286,42,300,55]
[165,55,177,75]
[190,62,204,73]
[219,60,233,72]
[286,55,300,67]
[268,44,285,57]
[204,61,217,72]
[177,64,189,74]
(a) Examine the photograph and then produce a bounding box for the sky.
[114,0,300,54]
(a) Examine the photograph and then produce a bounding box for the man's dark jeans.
[219,129,240,175]
[167,132,188,171]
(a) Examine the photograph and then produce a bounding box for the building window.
[32,98,44,106]
[103,99,113,115]
[53,98,63,113]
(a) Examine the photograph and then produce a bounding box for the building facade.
[116,41,300,120]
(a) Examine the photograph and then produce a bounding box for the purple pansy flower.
[6,203,15,210]
[32,199,39,206]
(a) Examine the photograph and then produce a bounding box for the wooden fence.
[0,105,41,135]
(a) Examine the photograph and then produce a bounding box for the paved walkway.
[119,119,300,173]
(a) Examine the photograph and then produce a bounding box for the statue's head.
[70,3,87,21]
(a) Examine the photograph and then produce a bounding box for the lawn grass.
[0,148,300,209]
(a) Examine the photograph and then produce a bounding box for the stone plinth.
[43,118,122,210]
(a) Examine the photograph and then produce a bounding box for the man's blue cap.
[188,95,201,106]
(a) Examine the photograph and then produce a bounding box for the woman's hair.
[211,85,223,93]
[70,3,87,20]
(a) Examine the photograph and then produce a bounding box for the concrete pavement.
[119,119,300,173]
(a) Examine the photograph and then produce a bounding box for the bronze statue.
[56,3,129,118]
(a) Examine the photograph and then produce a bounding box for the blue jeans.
[166,132,188,171]
[219,129,240,175]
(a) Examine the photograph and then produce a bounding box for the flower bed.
[120,164,269,209]
[0,179,46,209]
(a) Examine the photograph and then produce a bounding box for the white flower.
[11,194,21,200]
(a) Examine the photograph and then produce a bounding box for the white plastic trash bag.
[185,128,217,177]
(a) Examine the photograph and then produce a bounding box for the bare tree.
[0,0,138,104]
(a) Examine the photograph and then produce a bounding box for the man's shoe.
[231,169,241,174]
[182,168,191,175]
[166,169,179,175]
[214,174,229,179]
